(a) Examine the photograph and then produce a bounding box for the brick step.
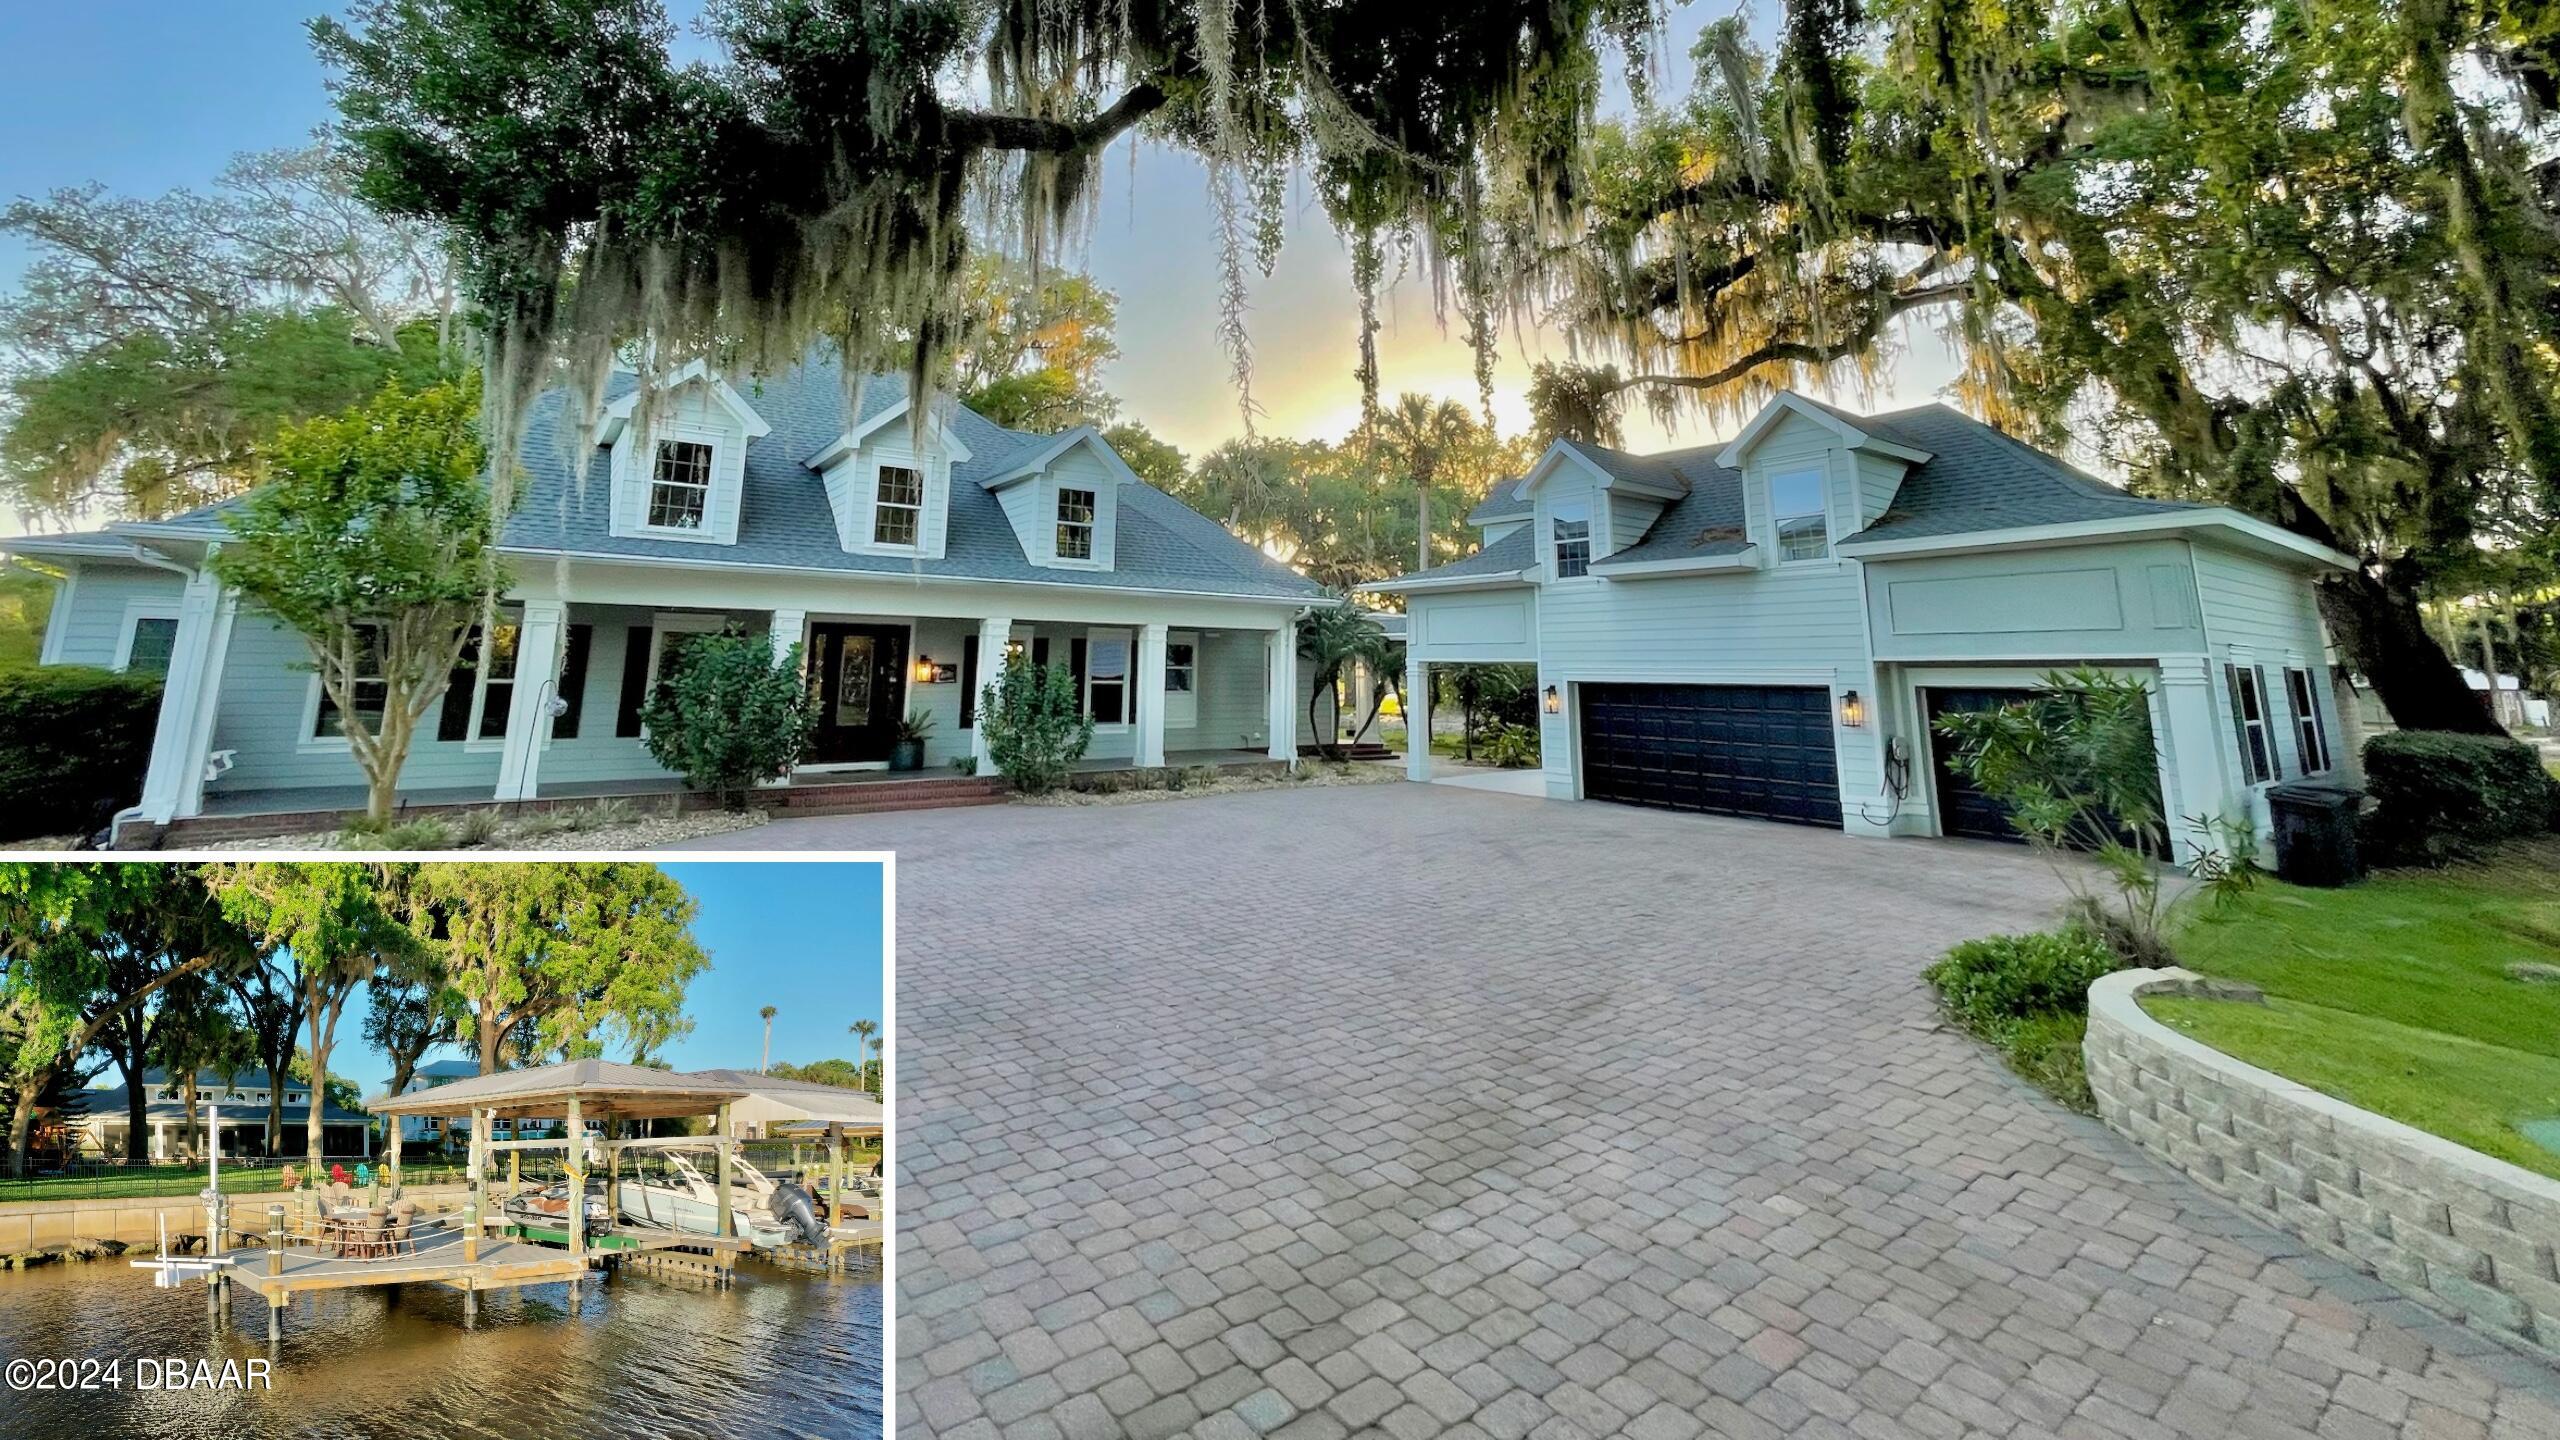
[768,779,1005,808]
[770,792,1012,820]
[1302,743,1396,761]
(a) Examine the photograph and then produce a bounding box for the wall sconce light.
[1839,689,1866,728]
[1543,684,1562,715]
[914,654,935,684]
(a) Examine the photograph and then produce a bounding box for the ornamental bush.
[2361,730,2558,864]
[978,654,1093,794]
[638,632,814,808]
[1923,926,2124,1111]
[0,665,163,840]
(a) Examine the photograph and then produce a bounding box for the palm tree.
[1372,393,1477,571]
[1297,606,1402,758]
[759,1005,777,1074]
[849,1019,879,1095]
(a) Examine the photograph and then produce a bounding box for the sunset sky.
[0,0,1968,521]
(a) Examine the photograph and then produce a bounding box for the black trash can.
[2266,778,2365,887]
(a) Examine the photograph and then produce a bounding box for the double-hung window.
[1086,632,1129,723]
[2284,667,2332,773]
[1166,640,1196,695]
[1770,467,1830,562]
[473,612,522,741]
[1551,501,1591,579]
[873,465,924,547]
[1057,487,1097,560]
[119,605,181,677]
[312,624,390,740]
[647,439,714,530]
[2226,663,2278,784]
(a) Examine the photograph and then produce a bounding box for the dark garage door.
[1577,683,1842,826]
[1924,687,2034,842]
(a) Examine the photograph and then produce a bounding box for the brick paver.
[718,782,2560,1439]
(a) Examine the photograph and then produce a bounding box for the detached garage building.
[1364,393,2353,864]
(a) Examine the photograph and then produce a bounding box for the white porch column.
[136,566,233,825]
[1265,626,1299,766]
[2156,655,2238,866]
[493,598,569,802]
[769,608,808,665]
[1347,661,1380,745]
[972,616,1014,775]
[1405,648,1431,781]
[1135,623,1170,768]
[175,591,240,820]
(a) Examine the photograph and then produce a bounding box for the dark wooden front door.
[808,623,908,764]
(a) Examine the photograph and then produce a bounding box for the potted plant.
[891,709,935,771]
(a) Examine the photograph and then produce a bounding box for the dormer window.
[1057,488,1097,561]
[648,440,714,531]
[1552,501,1592,578]
[1770,468,1829,561]
[873,465,924,547]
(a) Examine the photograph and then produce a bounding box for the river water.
[0,1253,883,1440]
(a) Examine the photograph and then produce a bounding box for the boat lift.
[128,1101,237,1302]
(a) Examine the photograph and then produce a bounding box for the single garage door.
[1577,683,1842,826]
[1923,687,2034,842]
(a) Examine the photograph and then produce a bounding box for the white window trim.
[114,597,183,673]
[296,622,389,754]
[1054,485,1101,565]
[2284,662,2333,774]
[639,431,721,539]
[1040,480,1106,570]
[870,463,927,550]
[1767,464,1833,565]
[1084,626,1135,729]
[1548,499,1595,583]
[460,606,527,753]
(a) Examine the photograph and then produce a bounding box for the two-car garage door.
[1576,683,1842,827]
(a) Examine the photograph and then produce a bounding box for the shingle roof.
[1466,481,1530,524]
[366,1057,749,1117]
[84,354,1328,603]
[1390,399,2208,584]
[1385,526,1537,585]
[498,356,1327,600]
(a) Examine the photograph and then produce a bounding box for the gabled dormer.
[1516,438,1690,580]
[806,394,974,559]
[980,427,1140,571]
[595,359,773,546]
[1714,393,1932,565]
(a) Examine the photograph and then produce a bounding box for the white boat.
[616,1148,822,1249]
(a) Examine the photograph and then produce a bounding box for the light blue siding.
[2194,544,2339,778]
[48,564,185,669]
[1862,539,2207,662]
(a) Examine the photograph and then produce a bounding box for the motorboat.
[616,1148,824,1249]
[502,1181,610,1230]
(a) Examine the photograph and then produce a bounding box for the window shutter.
[961,635,979,729]
[435,629,483,742]
[554,625,593,739]
[616,626,654,738]
[1069,638,1088,707]
[2273,666,2293,778]
[2222,663,2250,778]
[1032,637,1051,669]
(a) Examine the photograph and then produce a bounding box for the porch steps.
[1302,742,1397,762]
[771,789,1012,820]
[766,775,1010,819]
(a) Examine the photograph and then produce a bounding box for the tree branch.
[1608,282,1970,394]
[945,82,1168,158]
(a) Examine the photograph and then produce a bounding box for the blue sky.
[0,2,1960,468]
[274,859,885,1099]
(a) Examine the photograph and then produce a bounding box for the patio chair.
[384,1202,420,1258]
[278,1164,301,1192]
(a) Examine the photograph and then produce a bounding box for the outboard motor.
[769,1181,825,1246]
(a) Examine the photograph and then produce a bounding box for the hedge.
[2361,729,2559,864]
[0,666,162,841]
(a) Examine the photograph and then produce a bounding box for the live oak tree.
[211,380,506,825]
[950,257,1124,432]
[208,861,423,1170]
[1510,6,2560,731]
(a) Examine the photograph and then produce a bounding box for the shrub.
[978,655,1093,794]
[1924,927,2124,1034]
[1481,722,1540,769]
[639,633,815,808]
[0,665,163,840]
[452,808,505,847]
[335,815,454,850]
[2362,730,2558,864]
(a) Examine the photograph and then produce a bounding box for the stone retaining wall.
[0,1182,471,1255]
[2086,967,2560,1361]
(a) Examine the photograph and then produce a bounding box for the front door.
[808,623,908,765]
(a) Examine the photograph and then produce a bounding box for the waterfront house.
[68,1068,373,1161]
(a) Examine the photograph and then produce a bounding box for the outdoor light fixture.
[1839,689,1866,727]
[1543,684,1562,715]
[914,654,935,683]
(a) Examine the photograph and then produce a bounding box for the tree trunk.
[263,1057,287,1152]
[115,1022,150,1167]
[8,1072,48,1179]
[304,986,330,1172]
[179,1075,198,1159]
[2315,567,2501,735]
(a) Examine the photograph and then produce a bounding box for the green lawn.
[0,1161,469,1205]
[2153,837,2560,1178]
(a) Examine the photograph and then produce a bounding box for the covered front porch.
[120,562,1313,842]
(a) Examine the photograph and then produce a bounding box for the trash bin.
[2266,778,2365,887]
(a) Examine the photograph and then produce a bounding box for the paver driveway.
[711,782,2560,1439]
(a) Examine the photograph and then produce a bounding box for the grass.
[2154,835,2560,1178]
[0,1160,469,1204]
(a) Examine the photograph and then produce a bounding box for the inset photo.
[0,857,886,1439]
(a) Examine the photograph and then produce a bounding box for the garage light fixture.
[1543,685,1561,715]
[1839,689,1866,727]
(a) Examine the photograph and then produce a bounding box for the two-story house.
[1367,392,2354,863]
[11,351,1333,844]
[67,1068,372,1161]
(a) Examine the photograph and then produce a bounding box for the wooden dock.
[227,1224,598,1333]
[762,1219,886,1274]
